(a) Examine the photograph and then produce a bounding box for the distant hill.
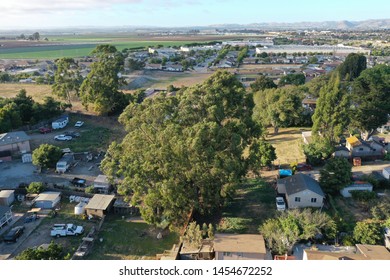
[208,19,390,30]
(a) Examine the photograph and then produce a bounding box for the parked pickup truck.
[50,224,84,237]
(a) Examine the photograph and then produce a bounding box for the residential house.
[144,63,162,70]
[345,136,384,160]
[165,64,183,72]
[0,206,12,228]
[303,244,390,260]
[180,240,214,260]
[0,131,31,161]
[34,192,61,209]
[333,146,350,158]
[213,234,268,260]
[0,190,15,206]
[85,194,115,218]
[340,182,373,198]
[277,173,325,209]
[377,120,390,134]
[302,98,317,111]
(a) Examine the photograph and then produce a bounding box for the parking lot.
[0,156,102,189]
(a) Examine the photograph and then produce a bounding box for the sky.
[1,0,390,29]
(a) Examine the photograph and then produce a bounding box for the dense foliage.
[260,209,336,255]
[0,90,67,133]
[353,219,383,245]
[319,157,352,195]
[338,53,367,81]
[101,71,266,227]
[32,144,63,169]
[16,242,69,260]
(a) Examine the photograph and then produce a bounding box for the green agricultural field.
[0,39,201,59]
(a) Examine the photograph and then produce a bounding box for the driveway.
[0,213,44,260]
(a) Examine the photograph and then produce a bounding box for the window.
[237,252,243,257]
[223,252,232,256]
[295,197,301,202]
[311,198,317,203]
[359,148,363,151]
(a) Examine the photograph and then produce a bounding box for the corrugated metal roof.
[0,131,31,146]
[35,192,61,202]
[85,194,115,210]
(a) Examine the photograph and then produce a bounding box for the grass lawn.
[266,127,308,166]
[87,216,179,260]
[218,178,276,234]
[0,83,52,102]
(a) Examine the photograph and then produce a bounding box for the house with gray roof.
[0,131,31,161]
[277,173,325,209]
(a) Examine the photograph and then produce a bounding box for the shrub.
[26,182,45,194]
[350,190,377,202]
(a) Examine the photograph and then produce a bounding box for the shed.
[34,192,61,209]
[383,167,390,180]
[213,234,267,260]
[340,182,373,198]
[85,194,115,218]
[0,190,15,206]
[93,175,111,194]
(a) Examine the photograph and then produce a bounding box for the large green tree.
[52,58,82,104]
[260,209,336,255]
[16,242,69,260]
[319,157,352,195]
[253,87,304,133]
[101,71,261,227]
[338,53,367,81]
[278,73,306,87]
[250,74,277,92]
[351,64,390,139]
[79,45,128,115]
[32,144,62,170]
[312,73,350,144]
[353,219,383,245]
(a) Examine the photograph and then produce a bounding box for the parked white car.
[50,224,84,237]
[74,121,84,127]
[276,197,286,211]
[54,135,72,141]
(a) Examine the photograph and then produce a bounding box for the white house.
[277,173,325,209]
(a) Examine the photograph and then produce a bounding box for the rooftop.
[0,131,31,146]
[213,234,266,254]
[35,192,61,202]
[346,136,362,147]
[85,194,115,210]
[0,190,15,198]
[278,173,324,197]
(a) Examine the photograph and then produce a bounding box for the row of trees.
[0,90,67,133]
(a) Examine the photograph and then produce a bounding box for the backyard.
[86,216,179,260]
[217,178,276,234]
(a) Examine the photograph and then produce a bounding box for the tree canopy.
[253,87,304,133]
[351,64,390,139]
[32,144,62,170]
[16,242,69,260]
[79,45,129,115]
[278,73,306,87]
[353,219,383,245]
[101,71,262,227]
[52,58,82,104]
[250,74,277,92]
[338,53,367,81]
[319,157,352,195]
[260,209,336,255]
[312,73,350,144]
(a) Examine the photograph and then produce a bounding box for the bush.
[350,190,377,202]
[85,186,95,194]
[341,235,355,246]
[26,182,45,194]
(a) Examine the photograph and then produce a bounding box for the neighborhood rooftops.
[0,131,31,146]
[213,234,266,254]
[304,244,390,260]
[85,194,115,211]
[278,173,324,197]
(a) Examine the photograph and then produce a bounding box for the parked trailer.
[56,154,74,173]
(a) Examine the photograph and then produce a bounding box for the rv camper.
[52,115,69,130]
[56,154,74,173]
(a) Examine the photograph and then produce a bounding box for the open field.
[266,127,307,166]
[218,178,276,234]
[86,215,179,260]
[0,83,52,102]
[0,34,266,59]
